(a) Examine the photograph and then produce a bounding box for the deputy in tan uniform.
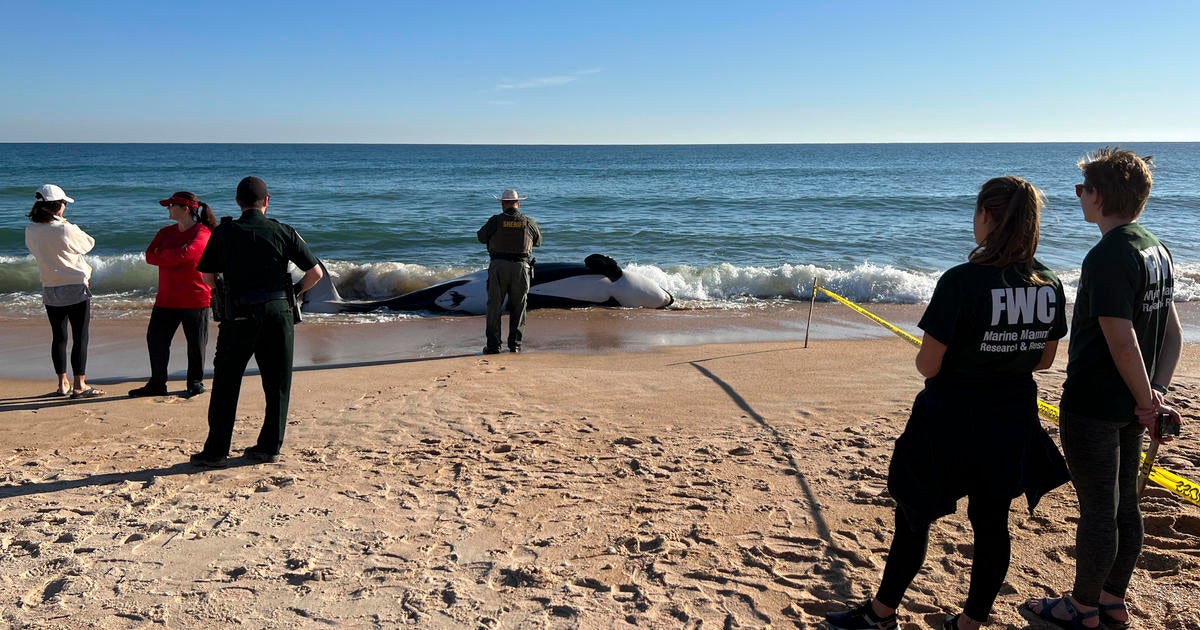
[476,189,542,354]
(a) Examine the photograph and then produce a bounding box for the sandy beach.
[2,307,1198,629]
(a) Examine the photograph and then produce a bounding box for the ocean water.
[2,143,1197,317]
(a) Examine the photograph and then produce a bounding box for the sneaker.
[243,447,279,463]
[189,452,228,468]
[825,601,898,630]
[182,382,206,398]
[128,383,168,398]
[509,346,521,353]
[482,346,501,355]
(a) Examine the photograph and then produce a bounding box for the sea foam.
[1,255,1197,318]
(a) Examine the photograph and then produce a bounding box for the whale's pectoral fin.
[299,260,343,313]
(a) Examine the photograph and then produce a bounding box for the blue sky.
[3,1,1198,143]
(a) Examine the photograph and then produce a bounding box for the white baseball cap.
[35,184,75,203]
[493,189,528,201]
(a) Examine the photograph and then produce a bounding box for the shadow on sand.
[682,345,856,597]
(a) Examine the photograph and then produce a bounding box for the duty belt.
[234,289,289,306]
[490,253,530,262]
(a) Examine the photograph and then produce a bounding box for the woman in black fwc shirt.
[826,176,1069,630]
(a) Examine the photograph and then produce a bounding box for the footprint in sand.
[1174,513,1200,536]
[1143,514,1181,539]
[119,520,174,552]
[508,545,537,562]
[475,359,508,373]
[757,540,823,563]
[20,574,95,609]
[253,476,296,493]
[21,577,68,608]
[1137,549,1184,578]
[498,565,550,588]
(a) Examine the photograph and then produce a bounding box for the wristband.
[1151,383,1169,395]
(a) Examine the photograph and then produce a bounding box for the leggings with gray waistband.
[1059,411,1145,605]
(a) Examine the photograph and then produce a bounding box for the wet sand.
[0,303,923,383]
[1,306,1198,628]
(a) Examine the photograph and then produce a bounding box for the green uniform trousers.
[485,258,531,351]
[202,300,294,457]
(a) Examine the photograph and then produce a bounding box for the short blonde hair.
[1078,147,1154,219]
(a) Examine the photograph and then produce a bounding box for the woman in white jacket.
[25,184,104,398]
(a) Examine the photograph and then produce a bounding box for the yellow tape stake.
[815,284,1200,508]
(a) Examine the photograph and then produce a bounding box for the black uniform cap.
[236,176,270,205]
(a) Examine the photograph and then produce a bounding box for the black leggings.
[1059,411,1144,605]
[146,306,210,386]
[45,300,91,375]
[876,495,1012,623]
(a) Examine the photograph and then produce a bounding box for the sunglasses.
[1074,183,1095,198]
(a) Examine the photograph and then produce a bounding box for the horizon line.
[2,140,1197,146]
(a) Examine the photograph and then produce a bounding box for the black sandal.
[1019,595,1099,629]
[1099,602,1131,629]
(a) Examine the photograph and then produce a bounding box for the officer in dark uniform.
[476,189,542,354]
[190,176,323,467]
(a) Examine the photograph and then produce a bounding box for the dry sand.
[1,309,1198,629]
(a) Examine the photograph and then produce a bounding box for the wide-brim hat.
[493,189,527,201]
[35,184,74,203]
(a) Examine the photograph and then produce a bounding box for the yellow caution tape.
[815,284,1200,508]
[1147,464,1200,506]
[1036,399,1060,425]
[816,287,922,348]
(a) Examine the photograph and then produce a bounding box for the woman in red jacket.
[129,192,218,398]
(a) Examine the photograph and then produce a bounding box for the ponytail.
[163,190,218,229]
[968,176,1049,285]
[196,201,218,229]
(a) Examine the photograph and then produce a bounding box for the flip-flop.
[69,387,105,399]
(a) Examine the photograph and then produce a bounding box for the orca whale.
[300,254,674,315]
